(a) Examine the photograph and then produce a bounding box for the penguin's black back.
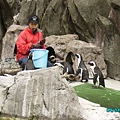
[46,46,56,58]
[79,61,89,80]
[61,62,74,74]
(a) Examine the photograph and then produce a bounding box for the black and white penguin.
[88,61,105,88]
[54,61,74,74]
[54,61,75,81]
[46,46,56,64]
[25,52,35,70]
[75,54,89,82]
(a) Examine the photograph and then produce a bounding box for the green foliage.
[74,83,120,108]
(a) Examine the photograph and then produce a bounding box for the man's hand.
[39,38,46,45]
[31,39,46,49]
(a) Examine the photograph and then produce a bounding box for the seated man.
[16,15,52,70]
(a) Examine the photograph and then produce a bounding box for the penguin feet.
[84,79,88,83]
[80,79,88,83]
[74,75,82,82]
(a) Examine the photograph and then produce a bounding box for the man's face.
[29,22,38,31]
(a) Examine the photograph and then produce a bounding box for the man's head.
[28,15,39,34]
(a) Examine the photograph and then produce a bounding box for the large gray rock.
[1,66,83,120]
[0,75,14,112]
[67,0,110,42]
[0,14,6,55]
[1,25,27,60]
[17,0,36,25]
[41,0,69,36]
[0,0,13,56]
[0,0,13,29]
[0,58,21,75]
[6,0,22,15]
[95,3,120,80]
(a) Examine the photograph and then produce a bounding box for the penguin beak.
[54,63,64,68]
[88,62,91,65]
[88,62,94,66]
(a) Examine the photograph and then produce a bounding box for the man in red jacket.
[16,15,52,70]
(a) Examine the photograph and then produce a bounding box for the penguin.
[54,61,74,74]
[65,52,75,66]
[25,52,35,70]
[88,61,105,88]
[54,61,75,81]
[46,46,56,64]
[75,54,89,82]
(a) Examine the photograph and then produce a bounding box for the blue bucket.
[30,49,49,68]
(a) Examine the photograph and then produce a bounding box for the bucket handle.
[32,50,48,61]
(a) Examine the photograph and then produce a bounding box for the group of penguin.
[46,47,105,89]
[26,46,105,89]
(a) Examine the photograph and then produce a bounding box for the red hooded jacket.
[16,27,46,61]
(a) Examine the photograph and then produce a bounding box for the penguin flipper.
[25,60,35,70]
[99,77,105,87]
[93,74,98,85]
[82,69,89,82]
